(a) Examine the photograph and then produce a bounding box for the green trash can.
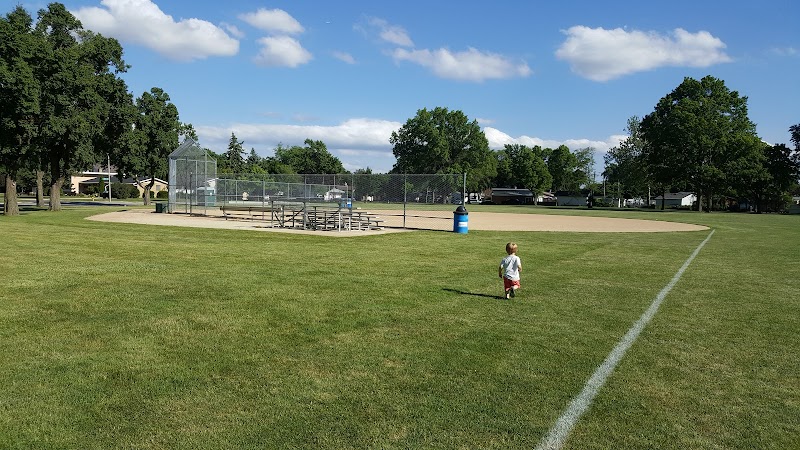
[155,203,166,213]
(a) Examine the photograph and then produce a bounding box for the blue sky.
[16,0,800,173]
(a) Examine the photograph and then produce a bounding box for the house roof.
[653,192,695,200]
[491,188,533,196]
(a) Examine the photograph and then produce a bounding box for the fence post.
[463,173,467,205]
[403,173,407,228]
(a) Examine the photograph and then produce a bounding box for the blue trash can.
[453,205,468,234]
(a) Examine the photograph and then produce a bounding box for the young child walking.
[499,242,522,299]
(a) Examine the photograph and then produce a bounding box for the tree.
[274,139,345,174]
[493,150,513,189]
[245,148,260,169]
[755,126,799,211]
[496,144,552,201]
[0,6,41,215]
[390,107,496,192]
[573,147,596,189]
[604,116,649,200]
[35,3,130,211]
[760,142,797,211]
[179,122,198,142]
[791,124,800,184]
[641,76,759,211]
[546,145,581,192]
[116,87,179,205]
[224,132,245,175]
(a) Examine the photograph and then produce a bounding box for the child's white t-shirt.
[500,254,521,281]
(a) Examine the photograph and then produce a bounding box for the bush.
[156,190,168,199]
[110,182,140,199]
[125,184,141,199]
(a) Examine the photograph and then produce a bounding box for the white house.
[70,165,168,197]
[324,188,345,201]
[70,164,118,194]
[651,192,696,208]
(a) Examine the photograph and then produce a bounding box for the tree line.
[0,3,195,215]
[4,5,797,215]
[216,135,347,177]
[216,106,596,201]
[210,82,800,212]
[388,106,595,197]
[606,76,799,212]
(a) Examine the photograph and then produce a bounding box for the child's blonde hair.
[506,242,518,255]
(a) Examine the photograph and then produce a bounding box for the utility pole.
[108,154,112,203]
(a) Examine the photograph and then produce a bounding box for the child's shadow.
[442,288,503,300]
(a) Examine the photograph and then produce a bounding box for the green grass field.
[1,206,797,449]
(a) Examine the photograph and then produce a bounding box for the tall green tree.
[573,147,596,189]
[0,6,41,215]
[390,107,496,192]
[245,148,261,170]
[35,3,130,211]
[496,144,552,200]
[224,132,245,175]
[791,124,800,176]
[179,122,198,142]
[727,132,800,213]
[791,124,800,149]
[790,124,800,198]
[274,139,345,174]
[546,145,581,192]
[116,87,179,205]
[604,116,649,200]
[493,150,513,188]
[641,76,759,211]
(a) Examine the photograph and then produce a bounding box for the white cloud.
[221,22,245,39]
[196,118,401,153]
[332,51,356,64]
[392,47,532,82]
[196,118,402,173]
[253,36,312,67]
[357,16,529,83]
[770,47,798,57]
[72,0,238,61]
[364,17,414,47]
[239,8,304,34]
[556,26,732,81]
[195,118,624,173]
[483,127,622,154]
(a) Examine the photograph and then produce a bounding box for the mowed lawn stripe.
[536,230,715,450]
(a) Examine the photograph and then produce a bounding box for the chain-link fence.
[168,138,217,215]
[209,173,467,231]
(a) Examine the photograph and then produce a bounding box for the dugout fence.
[168,166,468,231]
[168,138,217,215]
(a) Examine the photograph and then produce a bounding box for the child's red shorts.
[503,277,521,291]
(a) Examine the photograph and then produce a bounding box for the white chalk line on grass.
[536,230,715,450]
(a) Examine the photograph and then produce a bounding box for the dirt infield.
[88,208,707,234]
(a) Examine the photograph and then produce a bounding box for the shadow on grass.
[443,288,503,300]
